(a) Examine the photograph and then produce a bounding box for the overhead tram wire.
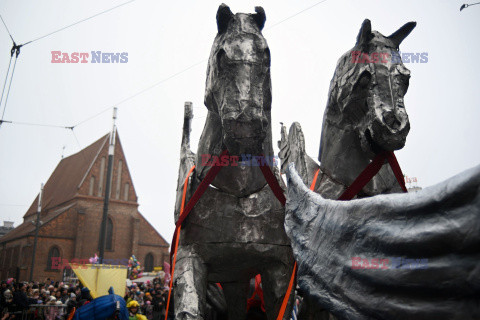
[0,14,14,42]
[0,14,21,125]
[1,0,329,130]
[265,0,329,31]
[0,0,137,127]
[1,44,21,121]
[71,58,207,128]
[21,0,136,47]
[0,54,13,112]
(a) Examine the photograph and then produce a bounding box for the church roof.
[24,134,110,219]
[1,133,111,243]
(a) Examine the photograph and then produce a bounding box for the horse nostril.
[383,111,401,130]
[261,118,268,130]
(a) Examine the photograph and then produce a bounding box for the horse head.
[320,19,416,162]
[205,4,271,156]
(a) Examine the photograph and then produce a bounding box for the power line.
[0,14,14,42]
[22,0,137,46]
[1,46,20,121]
[0,120,69,129]
[265,0,329,30]
[54,1,330,128]
[0,55,13,111]
[70,127,90,166]
[72,58,207,128]
[460,2,480,10]
[2,0,329,130]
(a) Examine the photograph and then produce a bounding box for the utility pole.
[29,183,43,282]
[98,107,117,264]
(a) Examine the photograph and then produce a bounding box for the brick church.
[0,132,169,281]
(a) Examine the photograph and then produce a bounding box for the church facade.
[0,132,169,281]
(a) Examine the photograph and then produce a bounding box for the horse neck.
[318,104,402,196]
[195,110,275,196]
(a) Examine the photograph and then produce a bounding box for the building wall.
[0,134,168,282]
[0,200,169,281]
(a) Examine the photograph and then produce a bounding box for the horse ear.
[253,7,266,31]
[388,22,417,48]
[356,19,372,47]
[217,3,234,34]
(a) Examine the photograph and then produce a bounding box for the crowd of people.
[0,277,174,320]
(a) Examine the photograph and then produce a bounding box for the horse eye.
[217,49,227,70]
[357,71,371,88]
[263,48,271,67]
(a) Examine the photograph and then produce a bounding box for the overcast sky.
[0,0,479,245]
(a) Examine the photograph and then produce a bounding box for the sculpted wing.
[174,102,196,222]
[278,122,319,186]
[285,163,480,320]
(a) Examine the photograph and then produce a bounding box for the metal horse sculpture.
[281,20,480,320]
[173,5,294,320]
[279,19,415,199]
[278,19,416,319]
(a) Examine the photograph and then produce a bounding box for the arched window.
[115,160,123,199]
[47,246,60,270]
[123,183,130,201]
[106,217,113,251]
[144,253,154,272]
[89,176,95,196]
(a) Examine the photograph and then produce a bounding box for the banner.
[71,264,128,298]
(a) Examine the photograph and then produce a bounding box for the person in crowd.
[1,290,14,318]
[127,300,147,320]
[77,287,92,307]
[0,281,8,316]
[152,289,165,320]
[45,296,59,320]
[12,283,28,313]
[59,287,69,304]
[144,300,153,320]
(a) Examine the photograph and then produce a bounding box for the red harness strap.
[267,151,408,320]
[258,160,293,320]
[338,151,407,200]
[169,149,229,260]
[166,151,406,320]
[259,161,286,205]
[166,150,228,320]
[386,151,408,192]
[247,274,266,312]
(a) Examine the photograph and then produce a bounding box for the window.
[46,246,60,270]
[106,217,113,251]
[98,157,106,196]
[123,183,129,201]
[89,176,95,196]
[144,253,154,272]
[115,160,123,199]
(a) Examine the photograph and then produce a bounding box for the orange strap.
[310,169,320,191]
[275,167,319,320]
[66,307,76,320]
[165,165,195,320]
[276,262,297,320]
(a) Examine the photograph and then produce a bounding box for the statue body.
[173,5,294,320]
[279,19,416,200]
[278,19,416,320]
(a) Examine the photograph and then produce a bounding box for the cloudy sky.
[0,0,479,244]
